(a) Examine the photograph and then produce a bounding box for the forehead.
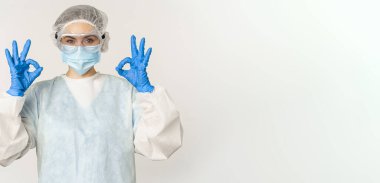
[61,35,99,40]
[63,22,96,34]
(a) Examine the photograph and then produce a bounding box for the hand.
[116,35,154,93]
[5,39,43,96]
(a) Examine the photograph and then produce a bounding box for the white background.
[1,0,380,183]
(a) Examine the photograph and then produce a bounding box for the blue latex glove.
[5,40,43,97]
[116,35,154,93]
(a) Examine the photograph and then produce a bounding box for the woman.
[0,5,183,183]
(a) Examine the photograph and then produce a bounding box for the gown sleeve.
[0,85,39,167]
[132,84,183,160]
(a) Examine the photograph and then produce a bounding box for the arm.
[0,39,42,167]
[0,92,35,167]
[116,35,183,159]
[132,85,183,160]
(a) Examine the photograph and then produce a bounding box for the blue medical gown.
[20,74,151,183]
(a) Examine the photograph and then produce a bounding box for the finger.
[29,67,43,83]
[20,39,31,62]
[5,49,15,68]
[12,40,19,64]
[116,57,132,73]
[131,35,138,58]
[143,47,152,66]
[26,59,41,69]
[139,37,145,57]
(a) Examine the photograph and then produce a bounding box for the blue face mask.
[61,45,101,75]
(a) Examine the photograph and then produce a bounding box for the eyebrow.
[63,35,98,39]
[62,36,76,39]
[83,35,98,39]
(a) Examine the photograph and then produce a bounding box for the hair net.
[52,5,110,52]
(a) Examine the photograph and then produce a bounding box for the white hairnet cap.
[52,5,110,52]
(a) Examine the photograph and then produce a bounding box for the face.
[60,22,101,46]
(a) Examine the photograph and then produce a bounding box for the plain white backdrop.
[0,0,380,182]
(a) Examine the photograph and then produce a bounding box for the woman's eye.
[85,39,94,43]
[65,39,75,44]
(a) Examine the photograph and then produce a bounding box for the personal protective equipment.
[0,73,183,183]
[116,35,154,93]
[5,40,43,97]
[59,33,102,47]
[52,5,110,52]
[61,45,101,75]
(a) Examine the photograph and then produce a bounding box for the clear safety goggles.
[55,31,106,49]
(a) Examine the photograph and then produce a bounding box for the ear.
[51,32,60,49]
[100,32,110,52]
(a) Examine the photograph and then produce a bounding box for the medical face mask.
[61,45,101,75]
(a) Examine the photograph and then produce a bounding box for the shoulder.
[99,73,133,88]
[22,76,60,100]
[100,73,126,82]
[28,76,56,91]
[29,76,60,90]
[98,73,136,97]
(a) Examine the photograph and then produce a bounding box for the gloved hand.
[116,35,154,93]
[5,40,43,97]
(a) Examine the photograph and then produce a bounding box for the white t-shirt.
[61,72,105,108]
